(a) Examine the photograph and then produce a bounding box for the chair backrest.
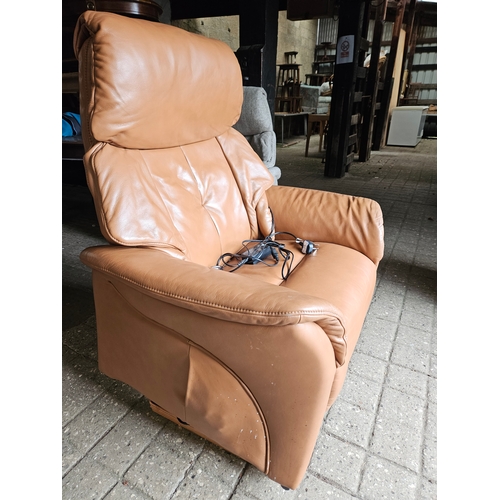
[74,11,275,266]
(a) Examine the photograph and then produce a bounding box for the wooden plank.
[357,66,367,78]
[415,38,437,45]
[400,98,436,105]
[408,83,437,89]
[351,113,361,125]
[348,133,357,146]
[415,42,437,53]
[411,63,437,71]
[62,72,79,93]
[353,91,363,102]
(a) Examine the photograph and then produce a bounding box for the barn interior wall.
[275,12,318,83]
[171,16,241,52]
[171,13,319,87]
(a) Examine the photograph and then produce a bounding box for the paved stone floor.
[62,135,437,499]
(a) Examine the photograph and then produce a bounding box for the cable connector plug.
[295,238,319,255]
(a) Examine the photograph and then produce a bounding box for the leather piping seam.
[185,341,271,474]
[90,263,338,319]
[83,38,94,148]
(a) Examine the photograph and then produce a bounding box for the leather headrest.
[74,11,243,149]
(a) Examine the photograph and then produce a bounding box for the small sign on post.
[336,35,355,64]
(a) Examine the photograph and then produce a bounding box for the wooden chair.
[305,114,329,157]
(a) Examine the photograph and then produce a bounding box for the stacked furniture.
[275,51,302,113]
[305,42,335,86]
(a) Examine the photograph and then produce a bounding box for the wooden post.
[371,0,405,150]
[358,0,388,162]
[324,0,367,178]
[397,0,417,105]
[401,3,420,103]
[238,0,279,116]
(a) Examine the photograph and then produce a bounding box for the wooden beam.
[170,1,238,20]
[169,0,287,19]
[287,0,335,20]
[237,0,279,116]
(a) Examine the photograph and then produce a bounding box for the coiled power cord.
[214,231,319,281]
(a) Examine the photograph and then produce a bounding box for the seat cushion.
[283,244,376,333]
[283,243,377,404]
[222,240,376,322]
[223,241,377,405]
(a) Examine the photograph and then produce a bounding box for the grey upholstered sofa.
[232,86,281,184]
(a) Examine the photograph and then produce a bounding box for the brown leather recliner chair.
[74,11,384,490]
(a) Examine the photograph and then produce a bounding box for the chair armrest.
[266,185,384,265]
[81,245,348,366]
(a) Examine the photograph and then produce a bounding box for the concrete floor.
[62,134,437,499]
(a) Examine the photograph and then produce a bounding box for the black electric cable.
[214,210,319,281]
[215,235,295,280]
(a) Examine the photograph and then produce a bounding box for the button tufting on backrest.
[75,11,275,265]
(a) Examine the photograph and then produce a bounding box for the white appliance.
[387,106,429,146]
